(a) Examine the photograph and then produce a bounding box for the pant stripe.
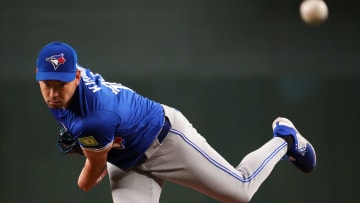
[169,128,287,182]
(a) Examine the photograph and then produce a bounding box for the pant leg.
[107,162,164,203]
[138,105,287,203]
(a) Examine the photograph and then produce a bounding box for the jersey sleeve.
[75,110,119,151]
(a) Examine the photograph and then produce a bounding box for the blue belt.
[136,116,171,166]
[157,116,171,143]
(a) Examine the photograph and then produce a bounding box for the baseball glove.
[57,127,84,155]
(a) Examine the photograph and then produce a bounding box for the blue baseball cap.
[36,42,78,82]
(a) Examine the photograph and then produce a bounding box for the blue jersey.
[50,66,165,169]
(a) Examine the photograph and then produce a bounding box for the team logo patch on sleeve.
[112,137,125,149]
[78,136,99,147]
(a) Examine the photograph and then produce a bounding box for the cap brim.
[36,71,76,82]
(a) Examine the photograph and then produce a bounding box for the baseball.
[300,0,328,25]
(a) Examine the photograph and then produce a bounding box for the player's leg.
[107,162,164,203]
[141,134,286,202]
[138,106,285,202]
[139,105,315,202]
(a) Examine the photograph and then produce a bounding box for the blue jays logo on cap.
[46,53,66,70]
[36,42,78,82]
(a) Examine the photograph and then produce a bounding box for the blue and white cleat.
[272,117,316,173]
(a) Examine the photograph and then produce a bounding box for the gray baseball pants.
[107,105,287,203]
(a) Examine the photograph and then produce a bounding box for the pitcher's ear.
[75,69,81,84]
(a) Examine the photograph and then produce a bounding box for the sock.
[281,136,294,153]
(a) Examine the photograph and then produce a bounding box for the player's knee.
[237,191,254,203]
[223,192,252,203]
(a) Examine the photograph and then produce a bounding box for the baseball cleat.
[272,117,316,173]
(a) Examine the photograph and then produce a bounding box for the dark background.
[1,0,359,202]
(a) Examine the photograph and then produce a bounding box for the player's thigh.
[107,162,164,203]
[140,128,249,202]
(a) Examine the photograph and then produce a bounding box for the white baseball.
[300,0,329,25]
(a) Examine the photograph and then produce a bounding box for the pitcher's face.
[38,70,80,109]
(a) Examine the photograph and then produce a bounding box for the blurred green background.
[1,0,359,202]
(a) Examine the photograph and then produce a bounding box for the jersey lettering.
[102,82,132,94]
[79,66,132,95]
